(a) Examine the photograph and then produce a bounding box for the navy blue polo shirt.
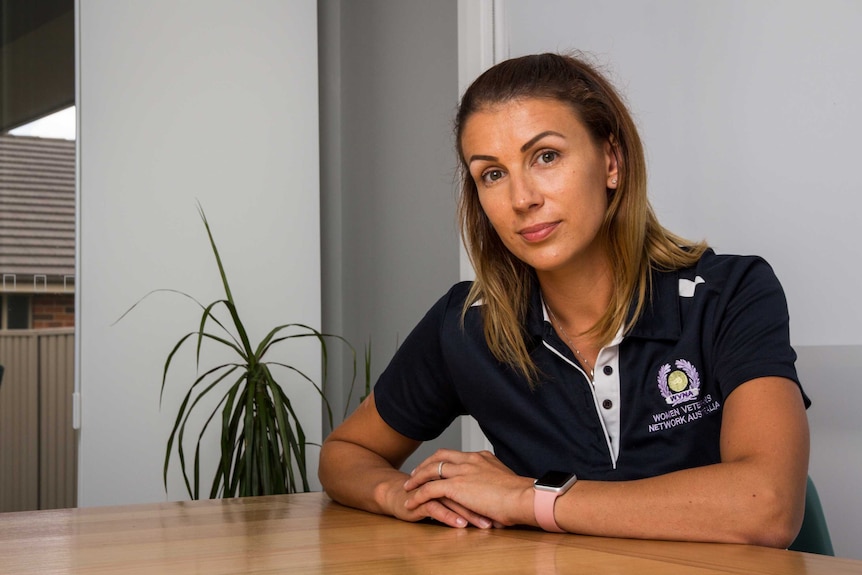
[374,250,809,481]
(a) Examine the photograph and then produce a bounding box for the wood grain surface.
[1,492,860,574]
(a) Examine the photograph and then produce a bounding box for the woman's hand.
[386,479,495,529]
[320,394,515,529]
[402,449,535,529]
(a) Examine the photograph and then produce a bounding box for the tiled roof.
[0,134,75,292]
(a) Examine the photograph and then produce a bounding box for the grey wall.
[319,0,462,465]
[503,0,862,559]
[77,0,322,505]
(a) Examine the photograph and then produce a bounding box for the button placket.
[593,337,622,462]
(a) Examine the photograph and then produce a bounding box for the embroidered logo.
[657,359,701,406]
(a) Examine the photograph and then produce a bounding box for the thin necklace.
[545,303,595,382]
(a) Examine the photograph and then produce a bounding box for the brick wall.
[32,294,75,328]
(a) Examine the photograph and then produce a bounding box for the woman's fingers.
[438,497,494,529]
[405,496,493,529]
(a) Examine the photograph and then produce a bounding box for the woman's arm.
[403,376,809,547]
[319,391,494,528]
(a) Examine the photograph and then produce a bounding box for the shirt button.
[603,365,613,376]
[602,399,613,410]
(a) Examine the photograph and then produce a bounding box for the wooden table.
[1,492,861,574]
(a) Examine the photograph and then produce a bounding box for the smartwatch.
[533,470,577,533]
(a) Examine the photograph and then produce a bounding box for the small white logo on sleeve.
[678,276,705,298]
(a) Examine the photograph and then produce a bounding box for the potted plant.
[118,205,360,499]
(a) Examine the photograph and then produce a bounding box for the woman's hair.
[456,52,707,383]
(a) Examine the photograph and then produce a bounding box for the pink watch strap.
[534,488,566,532]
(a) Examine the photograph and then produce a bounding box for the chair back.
[789,476,834,556]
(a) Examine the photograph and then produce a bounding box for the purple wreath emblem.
[657,359,701,405]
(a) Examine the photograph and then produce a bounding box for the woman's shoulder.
[667,248,787,304]
[447,280,475,297]
[436,280,475,309]
[679,248,781,283]
[416,281,477,325]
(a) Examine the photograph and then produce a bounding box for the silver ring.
[437,461,445,480]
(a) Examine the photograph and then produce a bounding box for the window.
[1,0,76,512]
[1,294,31,330]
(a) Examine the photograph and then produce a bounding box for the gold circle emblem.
[667,370,689,392]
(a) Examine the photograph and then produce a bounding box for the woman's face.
[461,97,618,275]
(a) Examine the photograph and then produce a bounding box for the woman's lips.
[518,221,560,242]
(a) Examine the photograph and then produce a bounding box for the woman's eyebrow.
[468,154,498,165]
[467,130,566,165]
[520,130,564,152]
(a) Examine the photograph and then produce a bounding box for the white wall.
[76,0,321,506]
[501,0,862,558]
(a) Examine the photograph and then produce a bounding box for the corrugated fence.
[0,328,76,511]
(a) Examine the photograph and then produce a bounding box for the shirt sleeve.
[373,284,468,441]
[710,256,810,407]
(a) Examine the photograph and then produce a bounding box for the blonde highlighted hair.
[456,52,706,383]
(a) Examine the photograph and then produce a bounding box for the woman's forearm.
[319,437,410,516]
[551,460,805,548]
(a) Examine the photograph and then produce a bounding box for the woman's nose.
[510,173,542,211]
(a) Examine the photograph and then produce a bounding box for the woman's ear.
[605,138,620,189]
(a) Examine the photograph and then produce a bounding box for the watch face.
[536,470,575,488]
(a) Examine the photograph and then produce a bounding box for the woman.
[319,52,809,547]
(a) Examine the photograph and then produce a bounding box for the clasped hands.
[397,448,535,529]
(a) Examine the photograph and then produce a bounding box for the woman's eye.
[537,151,558,164]
[481,169,504,184]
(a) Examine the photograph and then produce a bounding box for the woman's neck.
[536,252,614,338]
